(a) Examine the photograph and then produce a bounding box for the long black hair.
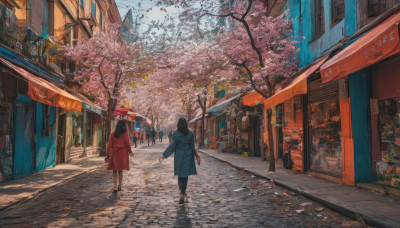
[177,117,189,136]
[114,119,127,138]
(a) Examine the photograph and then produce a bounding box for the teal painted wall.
[35,103,56,172]
[13,95,35,179]
[349,71,372,182]
[284,0,358,68]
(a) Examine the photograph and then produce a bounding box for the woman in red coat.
[106,120,134,193]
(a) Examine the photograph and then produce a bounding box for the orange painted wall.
[283,96,304,172]
[340,97,355,185]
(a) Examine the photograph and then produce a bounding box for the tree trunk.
[99,98,117,156]
[266,109,275,171]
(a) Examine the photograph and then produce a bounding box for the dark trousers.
[178,177,188,196]
[133,139,137,147]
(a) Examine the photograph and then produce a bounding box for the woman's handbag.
[194,150,201,165]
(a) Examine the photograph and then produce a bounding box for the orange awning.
[145,117,152,126]
[123,105,133,111]
[0,57,82,112]
[243,91,266,106]
[320,12,400,83]
[264,56,329,109]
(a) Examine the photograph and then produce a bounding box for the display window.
[376,98,400,188]
[72,112,83,148]
[308,100,342,175]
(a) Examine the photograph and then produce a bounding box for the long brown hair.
[177,118,188,136]
[114,120,127,138]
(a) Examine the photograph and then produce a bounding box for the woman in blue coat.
[159,118,200,204]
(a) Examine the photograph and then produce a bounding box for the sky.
[115,0,181,36]
[115,0,175,22]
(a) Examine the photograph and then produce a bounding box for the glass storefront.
[376,98,400,188]
[308,100,342,175]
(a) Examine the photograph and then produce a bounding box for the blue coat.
[162,130,197,177]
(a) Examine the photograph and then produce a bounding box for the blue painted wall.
[284,0,358,68]
[349,71,372,182]
[35,103,56,172]
[13,95,35,179]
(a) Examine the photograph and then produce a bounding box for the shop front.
[320,11,400,186]
[370,56,400,189]
[0,72,16,182]
[282,96,304,171]
[307,79,342,176]
[262,55,329,172]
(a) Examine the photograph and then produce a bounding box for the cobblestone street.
[0,143,366,227]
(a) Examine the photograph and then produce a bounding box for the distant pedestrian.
[146,130,150,146]
[106,120,134,193]
[150,128,156,145]
[159,130,164,142]
[139,131,144,144]
[168,130,173,143]
[159,118,201,204]
[132,131,138,148]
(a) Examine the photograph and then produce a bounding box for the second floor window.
[80,0,85,10]
[91,1,96,17]
[331,0,345,24]
[368,0,385,17]
[100,12,103,30]
[314,0,324,38]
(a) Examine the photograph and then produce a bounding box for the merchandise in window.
[376,98,400,188]
[308,100,342,175]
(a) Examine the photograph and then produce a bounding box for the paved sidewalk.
[198,148,400,228]
[0,156,106,211]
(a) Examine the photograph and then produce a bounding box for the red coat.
[107,131,133,170]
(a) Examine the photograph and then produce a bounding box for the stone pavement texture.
[0,142,366,227]
[0,155,104,211]
[198,148,400,228]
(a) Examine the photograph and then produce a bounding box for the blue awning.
[0,46,64,85]
[71,91,104,115]
[206,94,241,114]
[82,102,103,115]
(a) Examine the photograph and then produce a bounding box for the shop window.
[72,112,82,147]
[314,0,325,38]
[43,104,50,136]
[308,100,342,175]
[376,98,400,188]
[331,0,345,24]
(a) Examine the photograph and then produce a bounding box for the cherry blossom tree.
[159,41,237,146]
[63,24,152,155]
[160,0,298,171]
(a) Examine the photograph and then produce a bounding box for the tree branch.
[98,57,111,99]
[238,61,269,99]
